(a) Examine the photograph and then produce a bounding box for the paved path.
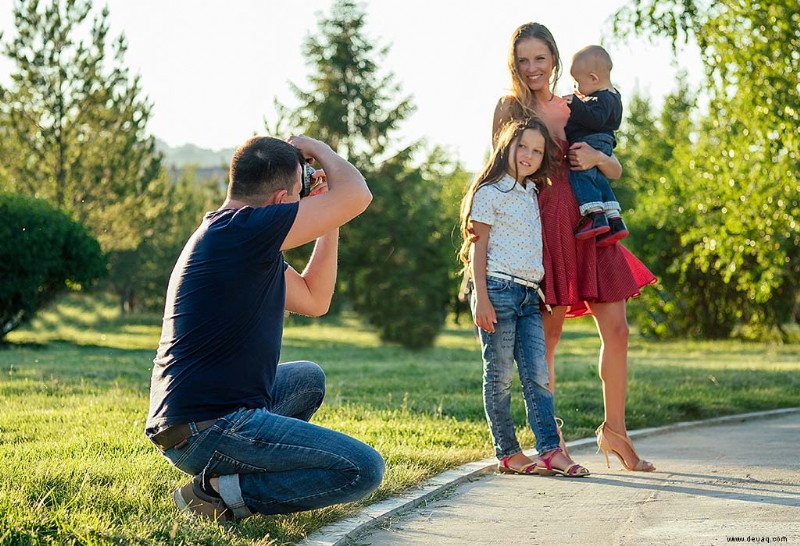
[321,411,800,546]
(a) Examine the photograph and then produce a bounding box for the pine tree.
[273,0,455,347]
[0,0,163,254]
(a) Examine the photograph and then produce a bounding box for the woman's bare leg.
[542,306,567,392]
[586,300,629,431]
[587,300,654,470]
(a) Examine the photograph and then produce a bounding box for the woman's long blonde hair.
[506,22,562,120]
[458,117,559,272]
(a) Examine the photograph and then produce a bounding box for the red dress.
[539,140,657,318]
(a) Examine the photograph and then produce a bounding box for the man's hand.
[287,135,332,163]
[307,170,328,197]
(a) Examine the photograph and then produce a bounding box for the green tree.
[282,0,414,161]
[0,193,105,340]
[273,0,455,347]
[614,0,800,338]
[0,0,166,309]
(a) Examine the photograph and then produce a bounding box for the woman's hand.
[567,142,622,179]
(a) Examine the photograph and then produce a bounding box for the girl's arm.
[567,141,623,179]
[469,221,497,333]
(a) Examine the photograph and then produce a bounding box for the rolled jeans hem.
[579,201,604,216]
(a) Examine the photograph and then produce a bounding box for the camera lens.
[300,163,316,198]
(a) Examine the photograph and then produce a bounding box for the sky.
[0,0,702,172]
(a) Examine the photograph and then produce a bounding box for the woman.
[493,22,656,471]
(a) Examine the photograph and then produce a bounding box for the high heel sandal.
[555,417,570,459]
[595,422,656,472]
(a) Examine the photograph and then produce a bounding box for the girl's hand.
[474,296,497,333]
[567,141,605,171]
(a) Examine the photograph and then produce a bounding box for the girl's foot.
[498,452,539,475]
[535,448,590,477]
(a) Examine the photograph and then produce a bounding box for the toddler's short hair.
[572,45,613,77]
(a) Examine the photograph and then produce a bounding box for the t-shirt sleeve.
[470,186,495,226]
[240,203,300,261]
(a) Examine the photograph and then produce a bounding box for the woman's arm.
[567,141,623,180]
[492,97,514,148]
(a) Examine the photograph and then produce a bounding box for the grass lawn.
[1,293,799,545]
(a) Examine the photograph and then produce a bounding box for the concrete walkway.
[303,409,800,546]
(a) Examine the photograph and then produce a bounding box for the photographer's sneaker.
[173,476,233,523]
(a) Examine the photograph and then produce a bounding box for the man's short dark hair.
[228,136,304,199]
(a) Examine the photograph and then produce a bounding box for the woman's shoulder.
[496,94,527,114]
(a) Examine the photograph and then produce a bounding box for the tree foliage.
[614,0,800,339]
[282,0,415,161]
[0,0,195,312]
[273,0,458,347]
[0,193,106,340]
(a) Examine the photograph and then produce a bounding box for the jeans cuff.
[579,202,604,215]
[218,474,253,519]
[603,201,621,212]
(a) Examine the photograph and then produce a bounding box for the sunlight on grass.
[1,292,798,545]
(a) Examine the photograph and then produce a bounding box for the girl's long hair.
[507,22,562,119]
[457,117,559,272]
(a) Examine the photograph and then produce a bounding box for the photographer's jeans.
[472,277,560,459]
[568,134,621,216]
[156,361,384,518]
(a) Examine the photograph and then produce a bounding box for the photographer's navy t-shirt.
[145,203,299,436]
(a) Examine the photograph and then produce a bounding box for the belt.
[150,419,218,451]
[487,272,553,314]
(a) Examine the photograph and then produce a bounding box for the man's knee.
[356,444,385,497]
[294,360,326,399]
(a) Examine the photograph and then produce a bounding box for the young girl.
[459,118,590,477]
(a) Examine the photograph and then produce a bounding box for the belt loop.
[188,422,199,435]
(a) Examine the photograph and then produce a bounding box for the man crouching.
[145,135,382,521]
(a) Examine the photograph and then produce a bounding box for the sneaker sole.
[596,231,629,247]
[575,226,610,240]
[173,488,190,512]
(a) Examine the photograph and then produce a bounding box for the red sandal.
[534,448,591,478]
[498,455,540,475]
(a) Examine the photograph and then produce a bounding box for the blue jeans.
[156,361,384,518]
[472,277,561,459]
[568,133,621,216]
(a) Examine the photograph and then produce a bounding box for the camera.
[300,162,317,198]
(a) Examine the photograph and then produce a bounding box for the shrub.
[0,193,106,340]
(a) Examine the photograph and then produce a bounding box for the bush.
[0,193,106,340]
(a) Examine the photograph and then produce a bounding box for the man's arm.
[285,228,339,317]
[281,136,372,251]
